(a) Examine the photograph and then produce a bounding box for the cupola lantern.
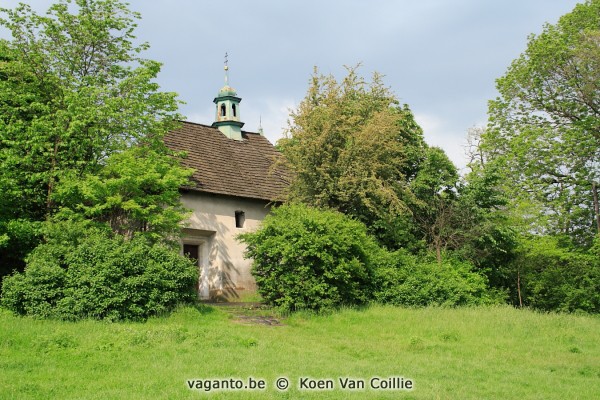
[212,53,244,140]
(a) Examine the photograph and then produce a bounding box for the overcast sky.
[1,0,583,170]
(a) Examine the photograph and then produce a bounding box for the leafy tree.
[477,1,600,312]
[404,143,516,274]
[280,65,511,267]
[484,0,600,245]
[53,146,193,245]
[278,65,426,249]
[455,166,518,289]
[0,0,180,217]
[0,0,183,277]
[409,146,459,262]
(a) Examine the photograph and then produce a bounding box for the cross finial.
[224,52,229,85]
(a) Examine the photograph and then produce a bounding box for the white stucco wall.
[180,191,272,301]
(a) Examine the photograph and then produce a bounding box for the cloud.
[2,0,580,176]
[243,97,297,145]
[414,113,470,172]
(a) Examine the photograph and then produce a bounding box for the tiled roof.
[163,121,288,201]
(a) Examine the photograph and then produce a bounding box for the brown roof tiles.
[163,121,288,201]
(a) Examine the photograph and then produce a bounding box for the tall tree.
[408,145,516,269]
[483,0,600,245]
[0,0,183,277]
[0,0,181,220]
[279,65,427,248]
[409,146,459,263]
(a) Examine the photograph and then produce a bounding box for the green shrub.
[0,219,42,281]
[374,252,493,307]
[238,203,380,312]
[516,236,600,313]
[1,222,197,321]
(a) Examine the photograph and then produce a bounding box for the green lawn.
[0,304,599,399]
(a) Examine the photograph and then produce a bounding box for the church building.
[163,64,288,301]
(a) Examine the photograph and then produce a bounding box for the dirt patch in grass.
[208,302,284,326]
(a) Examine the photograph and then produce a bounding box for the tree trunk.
[435,237,442,265]
[593,181,600,234]
[517,269,523,308]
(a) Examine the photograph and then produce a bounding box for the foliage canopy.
[0,0,182,220]
[0,0,194,319]
[484,0,600,245]
[278,65,426,248]
[0,0,189,281]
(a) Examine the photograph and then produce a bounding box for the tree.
[0,0,181,219]
[409,146,459,263]
[0,0,182,277]
[0,1,196,319]
[278,65,426,248]
[454,165,518,289]
[484,0,600,245]
[53,145,193,245]
[407,145,516,272]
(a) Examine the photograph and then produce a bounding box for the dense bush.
[0,219,42,281]
[374,252,494,307]
[515,236,600,313]
[238,203,381,312]
[1,222,197,321]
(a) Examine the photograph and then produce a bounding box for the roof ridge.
[179,120,262,137]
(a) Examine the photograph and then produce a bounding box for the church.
[163,64,288,301]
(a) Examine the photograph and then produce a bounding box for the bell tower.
[212,53,244,140]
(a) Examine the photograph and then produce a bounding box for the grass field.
[0,304,599,399]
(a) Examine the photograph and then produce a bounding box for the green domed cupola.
[212,56,244,140]
[217,85,237,98]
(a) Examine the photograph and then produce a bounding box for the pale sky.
[1,0,584,170]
